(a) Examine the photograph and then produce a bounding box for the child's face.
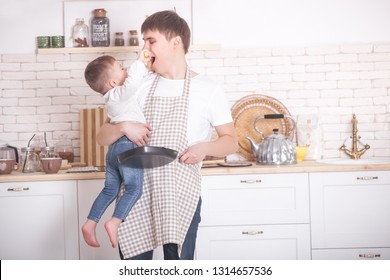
[110,60,128,86]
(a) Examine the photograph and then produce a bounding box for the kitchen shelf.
[37,44,221,54]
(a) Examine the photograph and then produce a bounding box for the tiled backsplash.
[1,43,389,161]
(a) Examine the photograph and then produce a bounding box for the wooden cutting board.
[80,107,108,168]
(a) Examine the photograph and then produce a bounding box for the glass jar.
[40,146,59,159]
[20,147,40,173]
[129,30,139,46]
[72,18,89,47]
[114,32,124,46]
[55,135,74,163]
[91,8,110,47]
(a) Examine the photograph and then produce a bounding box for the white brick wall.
[1,43,390,161]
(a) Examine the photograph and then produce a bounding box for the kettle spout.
[246,136,259,159]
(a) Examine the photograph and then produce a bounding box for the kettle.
[0,140,19,174]
[246,114,297,165]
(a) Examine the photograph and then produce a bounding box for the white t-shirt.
[135,72,233,146]
[104,61,147,124]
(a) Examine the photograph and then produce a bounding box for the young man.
[96,10,238,260]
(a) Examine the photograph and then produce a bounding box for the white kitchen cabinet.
[197,173,311,260]
[0,180,79,260]
[77,179,120,260]
[310,171,390,260]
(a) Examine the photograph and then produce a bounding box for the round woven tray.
[231,94,294,161]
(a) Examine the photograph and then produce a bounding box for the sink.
[317,158,390,165]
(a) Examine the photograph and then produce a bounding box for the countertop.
[1,160,389,183]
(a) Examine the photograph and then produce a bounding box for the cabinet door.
[0,181,79,260]
[77,179,121,260]
[201,173,309,226]
[310,171,390,249]
[197,224,311,260]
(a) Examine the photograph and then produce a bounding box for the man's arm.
[97,118,151,147]
[179,122,238,164]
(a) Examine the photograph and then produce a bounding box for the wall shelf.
[37,44,221,54]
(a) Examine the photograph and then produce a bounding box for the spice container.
[129,30,139,46]
[72,18,89,47]
[91,8,110,47]
[51,36,65,48]
[114,32,124,46]
[37,36,51,48]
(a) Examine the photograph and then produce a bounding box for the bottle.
[114,32,124,46]
[129,30,139,46]
[72,18,89,47]
[91,8,110,47]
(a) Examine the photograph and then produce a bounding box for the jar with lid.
[72,18,89,47]
[55,135,74,162]
[91,8,110,47]
[20,147,40,173]
[114,32,124,46]
[40,146,59,159]
[129,30,139,46]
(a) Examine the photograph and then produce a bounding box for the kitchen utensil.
[0,140,19,174]
[80,107,108,168]
[217,161,252,167]
[117,146,178,169]
[231,94,293,161]
[246,114,297,165]
[40,157,62,174]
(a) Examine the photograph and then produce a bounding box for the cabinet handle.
[242,231,263,235]
[240,179,262,184]
[356,176,378,180]
[7,187,30,192]
[358,253,381,259]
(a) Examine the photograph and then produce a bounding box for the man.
[96,10,238,260]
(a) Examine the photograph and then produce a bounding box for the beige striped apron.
[117,67,202,258]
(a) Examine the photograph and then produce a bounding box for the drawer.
[312,248,390,260]
[200,173,309,226]
[197,224,311,260]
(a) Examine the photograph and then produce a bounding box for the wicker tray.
[231,94,294,161]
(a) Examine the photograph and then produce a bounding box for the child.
[82,51,151,248]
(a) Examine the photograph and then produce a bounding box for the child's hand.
[139,50,153,71]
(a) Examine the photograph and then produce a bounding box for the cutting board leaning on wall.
[80,107,108,168]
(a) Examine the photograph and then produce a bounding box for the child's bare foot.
[104,217,122,248]
[82,219,100,247]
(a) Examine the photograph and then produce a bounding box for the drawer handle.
[242,231,263,235]
[7,187,30,192]
[359,253,381,259]
[240,179,262,184]
[356,176,378,181]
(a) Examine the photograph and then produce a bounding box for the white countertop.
[1,160,389,183]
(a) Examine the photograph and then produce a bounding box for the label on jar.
[91,20,110,46]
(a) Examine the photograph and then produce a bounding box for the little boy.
[82,51,151,248]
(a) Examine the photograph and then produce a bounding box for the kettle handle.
[253,114,296,137]
[7,145,19,163]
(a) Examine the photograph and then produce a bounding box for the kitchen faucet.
[339,114,370,159]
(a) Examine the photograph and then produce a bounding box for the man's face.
[142,30,174,73]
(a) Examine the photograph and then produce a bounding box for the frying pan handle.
[253,114,296,136]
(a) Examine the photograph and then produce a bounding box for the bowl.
[296,145,309,163]
[40,157,62,174]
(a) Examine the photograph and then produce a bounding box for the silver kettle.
[246,114,297,165]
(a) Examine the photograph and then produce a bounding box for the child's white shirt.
[104,60,147,124]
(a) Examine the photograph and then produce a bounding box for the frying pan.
[117,146,178,169]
